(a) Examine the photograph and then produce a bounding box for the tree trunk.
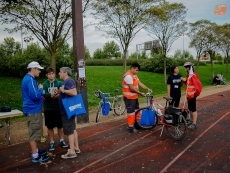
[163,54,167,84]
[121,46,128,88]
[50,52,56,73]
[226,51,229,76]
[195,52,201,72]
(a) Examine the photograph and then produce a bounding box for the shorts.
[123,97,139,114]
[188,97,196,112]
[26,113,42,141]
[61,114,76,135]
[44,110,63,129]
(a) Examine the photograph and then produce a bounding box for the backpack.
[191,74,202,97]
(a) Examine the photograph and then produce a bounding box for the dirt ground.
[0,84,229,147]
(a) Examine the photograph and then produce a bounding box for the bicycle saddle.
[163,97,173,101]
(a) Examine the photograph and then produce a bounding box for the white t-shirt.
[124,75,139,84]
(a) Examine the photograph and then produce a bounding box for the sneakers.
[188,123,196,129]
[32,154,49,163]
[38,149,47,156]
[75,149,81,154]
[41,137,47,143]
[128,126,139,133]
[49,142,55,151]
[61,150,77,159]
[60,140,68,148]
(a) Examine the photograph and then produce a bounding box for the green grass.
[0,64,229,113]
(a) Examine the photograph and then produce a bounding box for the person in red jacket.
[181,62,198,129]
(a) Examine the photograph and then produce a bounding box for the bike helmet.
[0,106,11,112]
[183,62,194,67]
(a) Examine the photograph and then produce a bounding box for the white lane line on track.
[159,110,230,173]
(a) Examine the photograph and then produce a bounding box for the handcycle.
[94,89,126,122]
[134,93,189,141]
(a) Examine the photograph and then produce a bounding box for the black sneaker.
[60,140,68,148]
[128,127,139,133]
[32,154,49,163]
[49,142,55,151]
[38,149,47,156]
[188,123,196,129]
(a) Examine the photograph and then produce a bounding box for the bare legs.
[190,111,198,124]
[48,128,64,142]
[67,129,79,154]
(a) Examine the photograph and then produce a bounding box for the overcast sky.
[0,0,229,57]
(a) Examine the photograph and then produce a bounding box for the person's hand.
[59,86,64,93]
[147,88,152,93]
[180,77,186,82]
[38,84,43,89]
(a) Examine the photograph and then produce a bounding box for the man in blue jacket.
[21,61,49,163]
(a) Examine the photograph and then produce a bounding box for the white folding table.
[0,110,23,145]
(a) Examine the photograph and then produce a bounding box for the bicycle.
[134,93,188,141]
[94,89,126,122]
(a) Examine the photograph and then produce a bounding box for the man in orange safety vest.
[122,62,152,133]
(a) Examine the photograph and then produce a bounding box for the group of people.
[22,62,80,163]
[22,60,199,163]
[122,62,198,133]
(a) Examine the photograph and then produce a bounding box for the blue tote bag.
[140,109,156,126]
[101,93,110,116]
[62,94,86,119]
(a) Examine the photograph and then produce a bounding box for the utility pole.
[72,0,89,123]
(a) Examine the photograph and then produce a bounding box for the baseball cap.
[27,61,44,69]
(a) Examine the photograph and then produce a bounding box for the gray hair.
[60,67,72,76]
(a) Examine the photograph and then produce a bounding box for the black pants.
[169,97,180,107]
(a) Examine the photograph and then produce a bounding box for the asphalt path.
[0,90,230,173]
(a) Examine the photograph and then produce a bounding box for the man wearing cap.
[21,61,49,163]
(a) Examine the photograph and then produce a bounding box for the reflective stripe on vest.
[186,78,196,99]
[123,71,139,99]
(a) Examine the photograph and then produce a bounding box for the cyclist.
[181,62,199,129]
[167,65,182,107]
[122,62,152,133]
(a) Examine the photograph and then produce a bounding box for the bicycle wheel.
[113,99,126,116]
[96,102,102,123]
[134,107,158,129]
[166,114,187,141]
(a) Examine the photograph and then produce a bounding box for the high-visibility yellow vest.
[122,70,139,99]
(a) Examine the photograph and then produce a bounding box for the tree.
[215,23,230,76]
[187,20,216,71]
[190,22,219,77]
[93,48,105,59]
[173,49,194,59]
[145,1,187,83]
[0,37,21,75]
[92,0,161,74]
[0,0,92,72]
[103,41,120,59]
[84,45,91,59]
